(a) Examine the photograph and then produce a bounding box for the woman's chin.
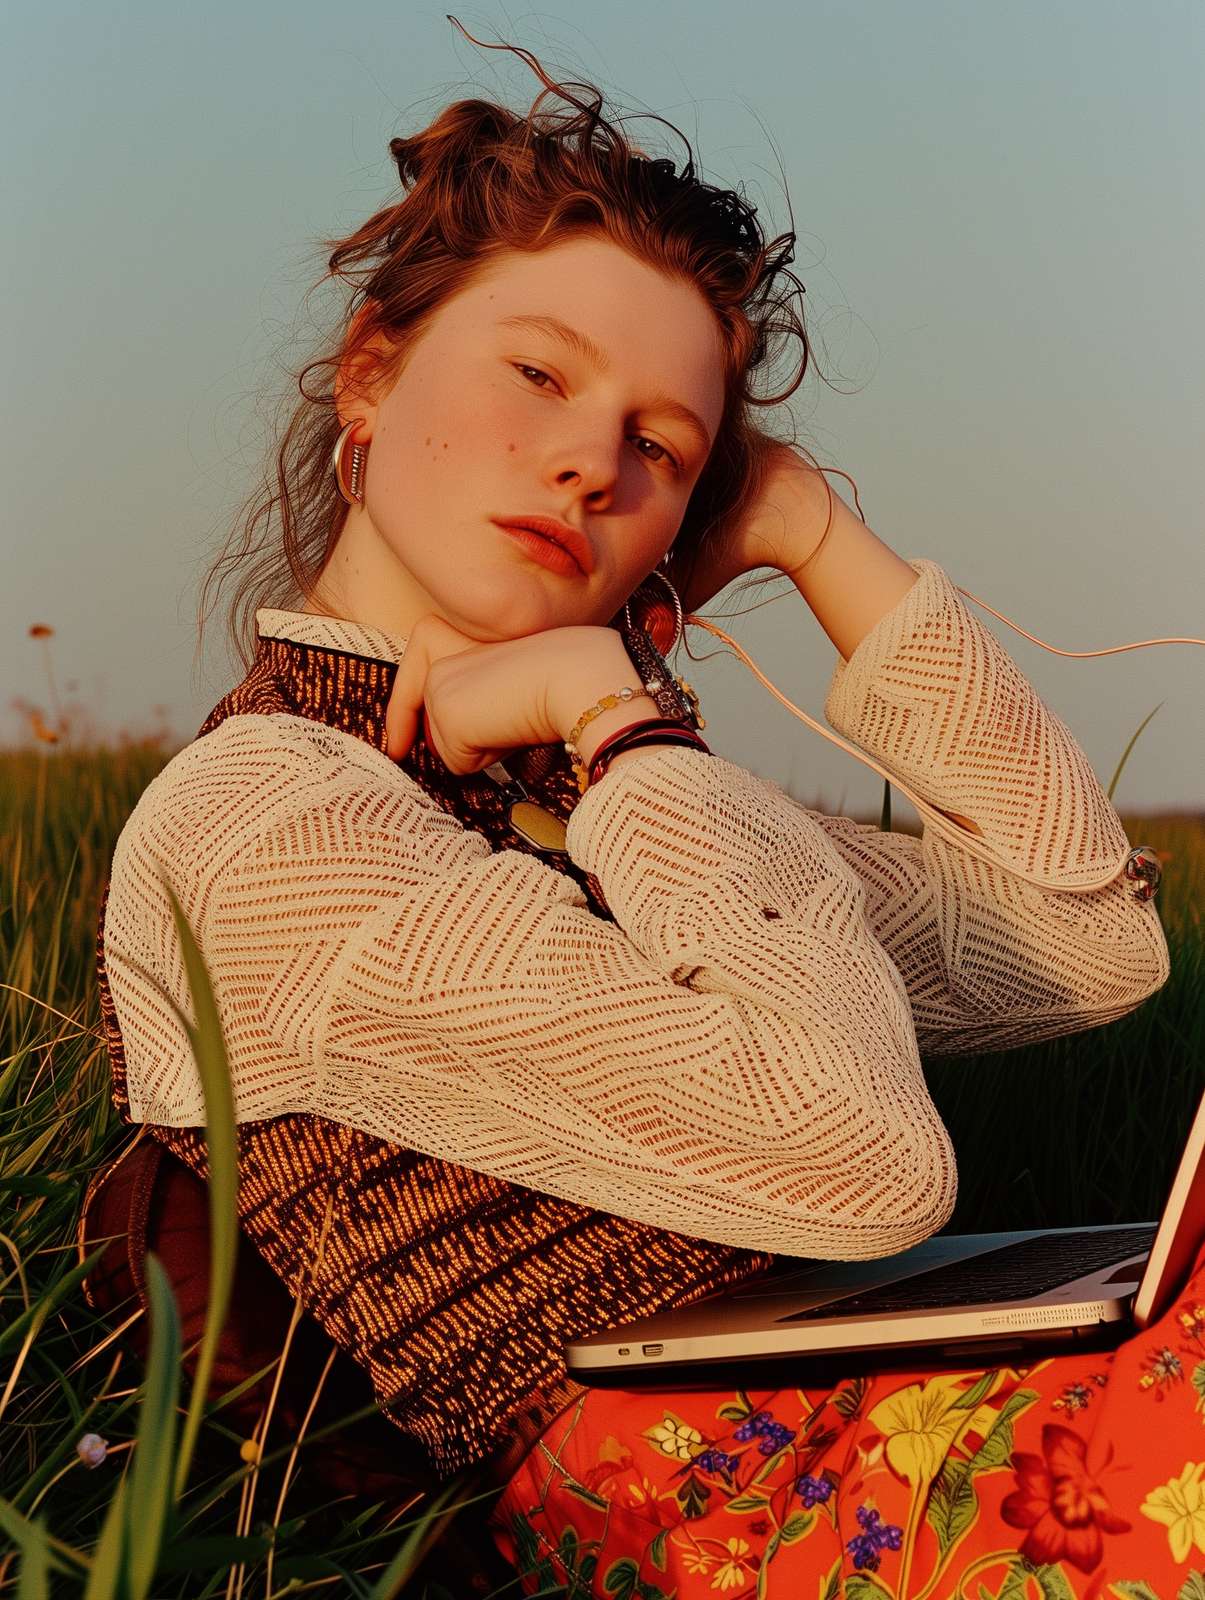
[436,574,597,642]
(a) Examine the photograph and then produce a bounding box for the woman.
[98,80,1197,1598]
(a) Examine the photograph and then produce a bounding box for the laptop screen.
[1134,1086,1205,1328]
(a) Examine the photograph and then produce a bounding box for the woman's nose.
[551,440,619,511]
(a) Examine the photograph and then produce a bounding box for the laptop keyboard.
[778,1225,1158,1322]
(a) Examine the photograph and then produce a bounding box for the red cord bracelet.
[588,720,711,786]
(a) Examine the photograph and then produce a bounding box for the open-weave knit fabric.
[100,561,1167,1472]
[97,623,766,1478]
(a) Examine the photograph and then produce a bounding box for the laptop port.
[642,1343,664,1357]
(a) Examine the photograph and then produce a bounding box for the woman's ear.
[333,304,399,436]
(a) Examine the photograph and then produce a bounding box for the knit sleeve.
[105,715,957,1260]
[815,561,1168,1053]
[302,743,960,1260]
[102,562,1168,1261]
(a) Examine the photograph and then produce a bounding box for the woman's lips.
[492,516,594,577]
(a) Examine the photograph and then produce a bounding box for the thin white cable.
[686,611,1202,894]
[955,591,1205,658]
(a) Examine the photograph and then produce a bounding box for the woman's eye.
[516,364,557,390]
[631,436,676,468]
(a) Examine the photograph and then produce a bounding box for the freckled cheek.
[414,384,527,470]
[472,387,540,455]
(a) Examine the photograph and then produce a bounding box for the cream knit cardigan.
[104,563,1169,1260]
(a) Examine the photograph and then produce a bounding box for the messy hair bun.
[206,56,809,665]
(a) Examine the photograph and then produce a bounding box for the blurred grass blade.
[155,1533,272,1575]
[0,1499,74,1597]
[1107,701,1163,801]
[82,1476,127,1600]
[0,1175,78,1200]
[367,1485,462,1600]
[14,1516,49,1600]
[126,1255,181,1600]
[163,884,239,1499]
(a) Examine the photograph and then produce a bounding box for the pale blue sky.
[2,1,1202,810]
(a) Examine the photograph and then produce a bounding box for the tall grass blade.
[163,885,239,1500]
[82,1477,127,1600]
[154,1533,271,1576]
[15,1517,49,1600]
[1107,702,1163,801]
[0,1499,71,1597]
[0,1246,108,1358]
[367,1486,462,1600]
[127,1254,181,1600]
[0,1246,108,1432]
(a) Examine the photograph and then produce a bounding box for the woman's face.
[336,236,726,641]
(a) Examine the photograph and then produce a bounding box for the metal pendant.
[1122,844,1162,900]
[485,763,568,854]
[509,799,568,852]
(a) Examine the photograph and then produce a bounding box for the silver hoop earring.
[622,567,685,655]
[332,419,367,505]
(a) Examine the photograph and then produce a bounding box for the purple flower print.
[847,1505,903,1572]
[732,1411,796,1456]
[796,1473,834,1510]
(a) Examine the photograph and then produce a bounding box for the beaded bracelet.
[565,686,651,752]
[588,720,711,787]
[564,687,653,792]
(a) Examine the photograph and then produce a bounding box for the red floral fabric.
[493,1243,1205,1600]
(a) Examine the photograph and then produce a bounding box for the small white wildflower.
[77,1433,108,1468]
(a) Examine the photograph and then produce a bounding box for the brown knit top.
[97,625,768,1480]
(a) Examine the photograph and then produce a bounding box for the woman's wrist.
[551,625,702,775]
[788,497,917,661]
[546,629,662,767]
[572,698,663,769]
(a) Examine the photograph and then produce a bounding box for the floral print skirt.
[492,1241,1205,1600]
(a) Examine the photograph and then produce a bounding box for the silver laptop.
[566,1086,1205,1382]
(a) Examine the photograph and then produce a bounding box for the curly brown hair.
[203,65,810,666]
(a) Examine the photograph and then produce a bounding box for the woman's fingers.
[387,619,640,773]
[385,614,479,761]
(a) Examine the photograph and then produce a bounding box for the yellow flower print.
[647,1414,703,1462]
[869,1373,1002,1487]
[1178,1303,1205,1346]
[624,1472,681,1523]
[681,1548,714,1576]
[1141,1461,1205,1563]
[711,1538,753,1591]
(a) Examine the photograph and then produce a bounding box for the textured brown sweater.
[98,624,768,1479]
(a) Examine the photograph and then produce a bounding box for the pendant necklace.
[483,761,568,854]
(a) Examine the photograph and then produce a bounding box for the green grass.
[926,812,1205,1233]
[0,745,1201,1593]
[0,748,480,1598]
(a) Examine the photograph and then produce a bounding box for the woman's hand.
[681,443,918,662]
[680,445,832,613]
[385,615,663,772]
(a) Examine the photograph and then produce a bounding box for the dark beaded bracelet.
[588,720,711,786]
